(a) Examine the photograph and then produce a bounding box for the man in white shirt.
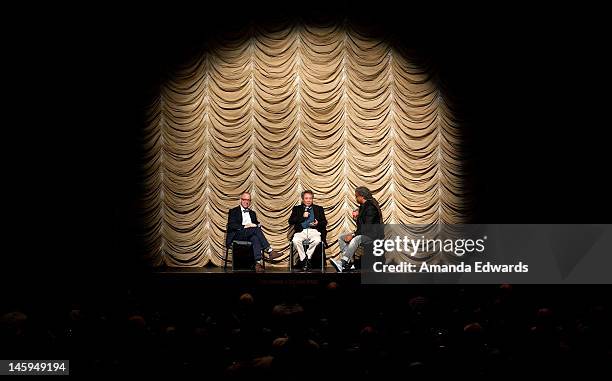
[226,192,281,272]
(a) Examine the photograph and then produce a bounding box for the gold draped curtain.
[142,21,467,267]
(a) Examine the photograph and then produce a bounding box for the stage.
[150,264,358,288]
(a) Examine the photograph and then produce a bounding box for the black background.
[2,2,610,292]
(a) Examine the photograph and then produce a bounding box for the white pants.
[292,229,321,260]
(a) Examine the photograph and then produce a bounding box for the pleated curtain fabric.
[142,21,467,267]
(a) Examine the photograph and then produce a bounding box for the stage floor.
[148,264,360,289]
[154,265,337,274]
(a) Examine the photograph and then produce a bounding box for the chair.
[289,238,326,272]
[351,240,375,271]
[224,235,265,272]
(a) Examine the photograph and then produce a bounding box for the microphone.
[303,205,312,243]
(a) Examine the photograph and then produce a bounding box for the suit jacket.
[288,204,327,245]
[226,206,260,246]
[355,200,384,239]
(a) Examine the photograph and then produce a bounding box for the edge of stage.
[151,264,358,286]
[132,264,364,307]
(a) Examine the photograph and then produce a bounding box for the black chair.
[351,240,375,271]
[289,238,326,272]
[224,240,265,272]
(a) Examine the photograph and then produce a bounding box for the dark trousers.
[234,226,270,261]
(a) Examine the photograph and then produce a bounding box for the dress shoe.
[303,258,312,272]
[266,249,282,260]
[341,259,352,272]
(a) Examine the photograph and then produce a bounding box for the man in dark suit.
[226,192,281,272]
[288,190,327,271]
[331,186,384,272]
